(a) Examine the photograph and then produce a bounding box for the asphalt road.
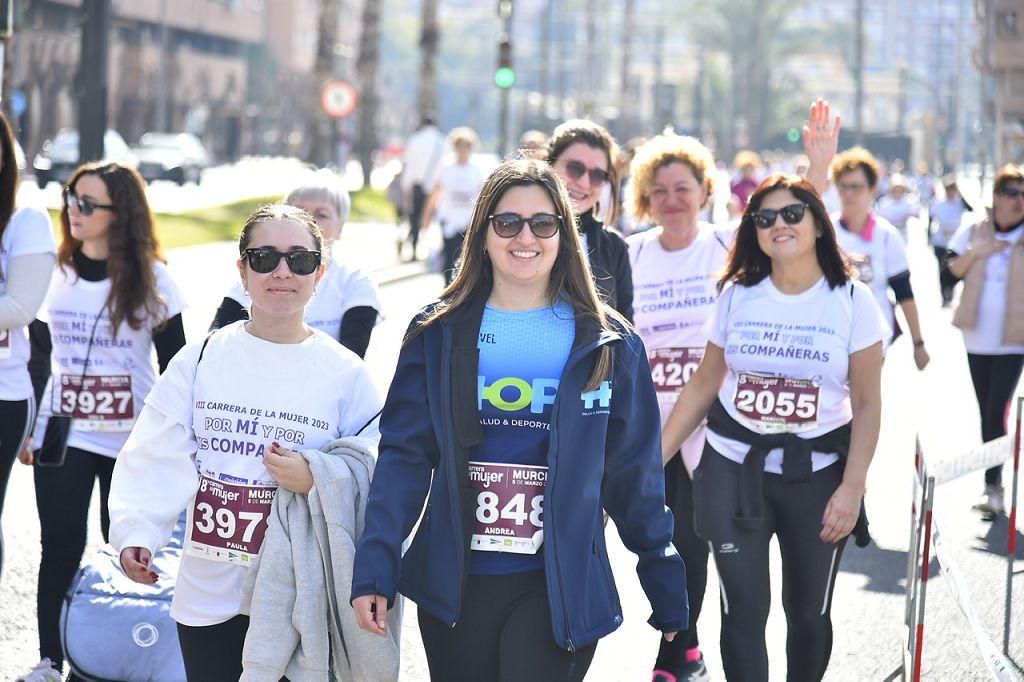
[1,215,1021,681]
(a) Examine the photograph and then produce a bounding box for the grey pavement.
[1,213,1022,680]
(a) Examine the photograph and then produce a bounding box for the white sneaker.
[973,485,1005,517]
[15,658,62,682]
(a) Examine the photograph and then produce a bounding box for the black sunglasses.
[243,248,321,275]
[563,160,610,187]
[750,203,809,229]
[63,188,115,217]
[488,212,563,239]
[997,187,1024,200]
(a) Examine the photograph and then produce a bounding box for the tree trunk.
[309,0,340,168]
[417,0,440,119]
[355,0,381,187]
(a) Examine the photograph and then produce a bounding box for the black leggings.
[418,569,597,682]
[693,447,847,682]
[442,230,466,285]
[33,446,115,669]
[0,398,31,580]
[655,453,709,672]
[967,353,1024,487]
[933,246,956,303]
[177,614,249,681]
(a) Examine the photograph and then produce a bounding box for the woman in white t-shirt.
[661,174,887,681]
[420,126,485,285]
[19,162,187,681]
[0,112,56,583]
[945,164,1024,518]
[110,204,382,680]
[930,179,971,306]
[626,133,729,681]
[210,170,383,358]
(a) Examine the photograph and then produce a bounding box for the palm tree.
[417,0,440,119]
[355,0,382,186]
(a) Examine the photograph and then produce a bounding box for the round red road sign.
[320,80,359,119]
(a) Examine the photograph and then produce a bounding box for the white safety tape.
[931,522,1022,681]
[931,436,1012,486]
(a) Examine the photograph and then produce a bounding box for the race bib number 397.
[469,461,546,555]
[57,375,135,431]
[186,476,276,565]
[649,347,704,394]
[733,372,820,432]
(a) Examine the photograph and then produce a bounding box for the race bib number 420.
[468,461,546,555]
[186,476,277,565]
[733,372,820,432]
[56,375,135,431]
[649,347,704,394]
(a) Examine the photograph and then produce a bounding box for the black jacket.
[579,210,633,322]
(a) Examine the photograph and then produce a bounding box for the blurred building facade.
[976,0,1024,164]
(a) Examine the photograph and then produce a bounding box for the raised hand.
[802,99,841,197]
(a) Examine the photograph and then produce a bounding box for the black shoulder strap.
[197,332,214,365]
[714,231,729,251]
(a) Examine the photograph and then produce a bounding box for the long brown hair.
[719,174,853,290]
[0,112,19,239]
[407,158,622,391]
[58,162,168,334]
[545,119,620,226]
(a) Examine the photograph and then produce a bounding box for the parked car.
[132,132,209,185]
[32,129,137,189]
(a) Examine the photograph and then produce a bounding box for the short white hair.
[286,169,351,222]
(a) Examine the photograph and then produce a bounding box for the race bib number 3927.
[733,372,820,432]
[469,461,546,555]
[186,476,276,565]
[56,375,135,431]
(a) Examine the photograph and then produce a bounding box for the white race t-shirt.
[948,222,1024,355]
[706,277,889,472]
[227,253,382,340]
[877,196,919,236]
[145,321,382,625]
[436,162,485,238]
[34,261,186,457]
[627,224,732,471]
[930,199,968,249]
[0,207,56,401]
[833,213,908,333]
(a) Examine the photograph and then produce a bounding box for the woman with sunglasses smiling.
[945,163,1024,519]
[20,161,187,681]
[661,175,887,681]
[830,146,930,371]
[546,119,634,322]
[109,204,383,680]
[351,159,686,681]
[210,170,383,359]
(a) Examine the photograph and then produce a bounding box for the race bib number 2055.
[733,372,820,432]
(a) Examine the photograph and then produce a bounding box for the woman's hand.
[973,239,1012,258]
[353,594,389,636]
[913,343,930,371]
[802,99,841,197]
[663,631,678,642]
[17,437,33,465]
[120,547,159,585]
[264,442,314,494]
[820,480,864,543]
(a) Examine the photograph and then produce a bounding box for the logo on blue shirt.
[479,376,560,414]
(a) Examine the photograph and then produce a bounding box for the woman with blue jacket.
[351,158,687,681]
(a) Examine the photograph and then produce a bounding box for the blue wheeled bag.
[60,514,188,682]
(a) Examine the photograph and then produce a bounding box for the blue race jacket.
[351,292,687,650]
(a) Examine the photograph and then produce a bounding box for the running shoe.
[972,484,1005,517]
[653,656,711,682]
[15,658,62,682]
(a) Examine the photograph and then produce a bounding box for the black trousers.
[0,398,31,579]
[693,447,847,682]
[408,184,428,257]
[967,353,1024,487]
[933,246,956,304]
[442,230,466,286]
[177,614,250,681]
[418,570,597,682]
[654,453,709,673]
[33,446,115,669]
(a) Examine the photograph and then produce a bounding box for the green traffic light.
[786,127,800,143]
[495,67,515,89]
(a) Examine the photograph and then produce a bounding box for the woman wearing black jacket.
[546,120,633,322]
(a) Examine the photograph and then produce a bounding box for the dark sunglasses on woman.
[63,188,115,217]
[751,203,809,229]
[489,212,564,239]
[562,160,610,187]
[243,248,322,275]
[996,186,1024,200]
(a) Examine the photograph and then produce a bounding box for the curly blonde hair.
[830,146,880,188]
[629,134,716,222]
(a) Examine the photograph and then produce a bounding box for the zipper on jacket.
[441,337,468,628]
[545,388,575,653]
